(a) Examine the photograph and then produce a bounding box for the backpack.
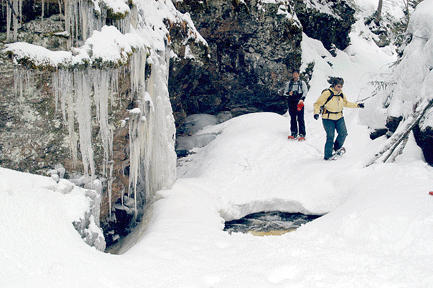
[288,80,303,95]
[320,88,343,114]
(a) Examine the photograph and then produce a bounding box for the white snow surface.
[387,0,433,128]
[2,0,433,287]
[2,111,433,287]
[3,26,147,67]
[356,0,433,130]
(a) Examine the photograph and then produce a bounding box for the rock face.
[169,0,356,128]
[170,0,304,125]
[0,31,134,249]
[413,126,433,164]
[0,0,179,249]
[293,0,355,51]
[295,0,355,50]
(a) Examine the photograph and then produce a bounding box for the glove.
[314,114,319,120]
[358,103,365,108]
[297,102,304,111]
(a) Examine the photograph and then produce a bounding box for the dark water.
[224,211,322,235]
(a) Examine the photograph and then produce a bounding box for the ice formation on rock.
[2,0,203,249]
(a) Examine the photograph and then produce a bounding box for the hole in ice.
[224,211,322,236]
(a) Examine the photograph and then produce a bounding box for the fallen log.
[366,98,433,167]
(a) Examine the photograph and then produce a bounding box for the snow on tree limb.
[366,97,433,166]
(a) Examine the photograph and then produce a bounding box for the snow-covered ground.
[2,0,433,287]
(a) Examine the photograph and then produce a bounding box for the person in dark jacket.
[283,69,309,141]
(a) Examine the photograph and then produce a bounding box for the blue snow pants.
[322,117,348,159]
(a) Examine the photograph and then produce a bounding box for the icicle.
[128,107,142,213]
[66,70,78,167]
[80,0,88,41]
[108,161,113,218]
[53,71,59,115]
[130,5,138,29]
[19,0,22,28]
[6,0,11,41]
[13,69,19,98]
[93,69,113,177]
[53,69,78,167]
[74,0,78,44]
[90,67,117,212]
[59,69,69,124]
[13,0,18,41]
[110,68,118,108]
[93,69,101,122]
[64,0,71,49]
[143,54,155,201]
[41,0,44,27]
[75,68,95,178]
[141,48,176,202]
[14,68,26,106]
[130,48,147,102]
[117,14,131,34]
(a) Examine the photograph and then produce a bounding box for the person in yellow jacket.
[313,77,364,160]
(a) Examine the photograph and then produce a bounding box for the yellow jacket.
[313,87,359,120]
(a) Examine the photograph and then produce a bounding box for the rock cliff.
[169,0,356,128]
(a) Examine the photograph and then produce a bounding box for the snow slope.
[2,109,433,287]
[2,0,433,287]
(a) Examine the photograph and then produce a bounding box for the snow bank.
[123,111,433,287]
[3,25,148,68]
[2,109,433,287]
[176,113,232,153]
[372,0,433,128]
[0,167,106,257]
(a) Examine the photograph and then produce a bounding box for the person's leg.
[334,117,348,151]
[298,107,306,137]
[322,119,336,159]
[288,102,298,136]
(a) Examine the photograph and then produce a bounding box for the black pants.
[288,101,305,137]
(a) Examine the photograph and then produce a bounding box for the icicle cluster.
[4,0,20,42]
[64,0,107,48]
[127,46,177,213]
[50,48,177,218]
[52,68,120,214]
[4,0,130,46]
[5,0,188,237]
[53,69,78,166]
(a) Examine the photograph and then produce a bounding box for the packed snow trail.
[2,110,433,288]
[175,112,371,219]
[121,110,433,288]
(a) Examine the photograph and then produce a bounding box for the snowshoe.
[288,135,297,140]
[333,147,346,156]
[325,147,346,161]
[324,155,337,161]
[298,136,306,141]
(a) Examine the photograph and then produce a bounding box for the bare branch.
[366,97,433,167]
